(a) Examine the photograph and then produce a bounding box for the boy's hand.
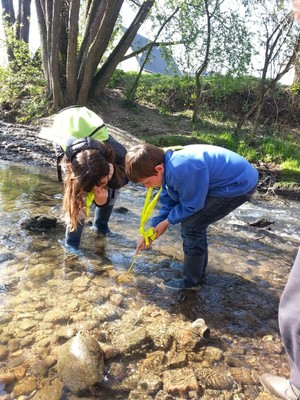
[136,236,152,252]
[154,219,170,239]
[93,186,108,205]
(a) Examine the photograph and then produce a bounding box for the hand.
[136,236,153,252]
[93,186,108,205]
[154,219,170,239]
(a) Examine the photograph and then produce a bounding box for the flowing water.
[0,160,299,399]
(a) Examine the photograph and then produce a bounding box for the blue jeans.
[180,189,255,286]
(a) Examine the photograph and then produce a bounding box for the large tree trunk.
[65,0,80,105]
[91,0,155,98]
[77,0,124,105]
[16,0,31,42]
[50,0,63,109]
[34,0,156,107]
[35,0,50,90]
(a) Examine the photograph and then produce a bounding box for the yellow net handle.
[139,187,162,243]
[86,191,95,216]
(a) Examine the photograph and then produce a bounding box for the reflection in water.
[0,160,299,399]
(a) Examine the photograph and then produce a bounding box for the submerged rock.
[248,218,275,228]
[56,332,104,394]
[21,215,57,231]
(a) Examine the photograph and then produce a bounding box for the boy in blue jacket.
[125,143,258,290]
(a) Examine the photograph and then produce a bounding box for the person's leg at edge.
[179,192,253,288]
[280,248,300,390]
[261,247,300,399]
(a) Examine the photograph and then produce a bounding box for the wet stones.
[12,375,37,398]
[30,378,64,400]
[112,327,152,356]
[0,345,9,361]
[57,332,104,394]
[163,367,199,397]
[43,307,71,324]
[195,367,236,391]
[0,371,15,385]
[26,264,54,282]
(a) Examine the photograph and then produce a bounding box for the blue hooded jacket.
[151,144,258,226]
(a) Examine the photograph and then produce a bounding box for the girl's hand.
[93,186,108,205]
[154,219,170,239]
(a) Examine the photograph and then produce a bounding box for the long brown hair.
[62,141,120,231]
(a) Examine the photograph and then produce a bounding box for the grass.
[140,111,300,185]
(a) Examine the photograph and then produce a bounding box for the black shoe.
[260,373,300,400]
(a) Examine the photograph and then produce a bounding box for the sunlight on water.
[0,160,299,399]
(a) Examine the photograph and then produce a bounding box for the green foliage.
[206,74,259,100]
[109,70,195,111]
[280,159,300,181]
[0,39,47,122]
[106,69,129,88]
[290,82,300,94]
[135,73,195,112]
[255,137,300,164]
[109,69,292,117]
[145,134,201,147]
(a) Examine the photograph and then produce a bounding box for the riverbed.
[0,160,299,399]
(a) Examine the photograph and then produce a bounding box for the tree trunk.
[193,71,203,122]
[50,0,63,109]
[91,0,155,98]
[127,6,179,102]
[293,51,300,84]
[34,0,157,107]
[66,0,80,105]
[35,0,51,91]
[58,0,70,88]
[192,0,211,123]
[77,0,124,105]
[16,0,31,42]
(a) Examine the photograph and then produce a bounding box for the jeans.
[180,189,255,286]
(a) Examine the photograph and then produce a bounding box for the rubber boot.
[65,223,84,249]
[183,254,207,288]
[93,204,114,235]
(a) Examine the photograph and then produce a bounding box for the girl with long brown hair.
[40,106,128,248]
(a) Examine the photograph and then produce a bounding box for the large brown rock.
[57,333,104,394]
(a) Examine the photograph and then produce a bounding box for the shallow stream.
[0,161,299,399]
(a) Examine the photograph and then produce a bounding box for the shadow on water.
[0,160,299,399]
